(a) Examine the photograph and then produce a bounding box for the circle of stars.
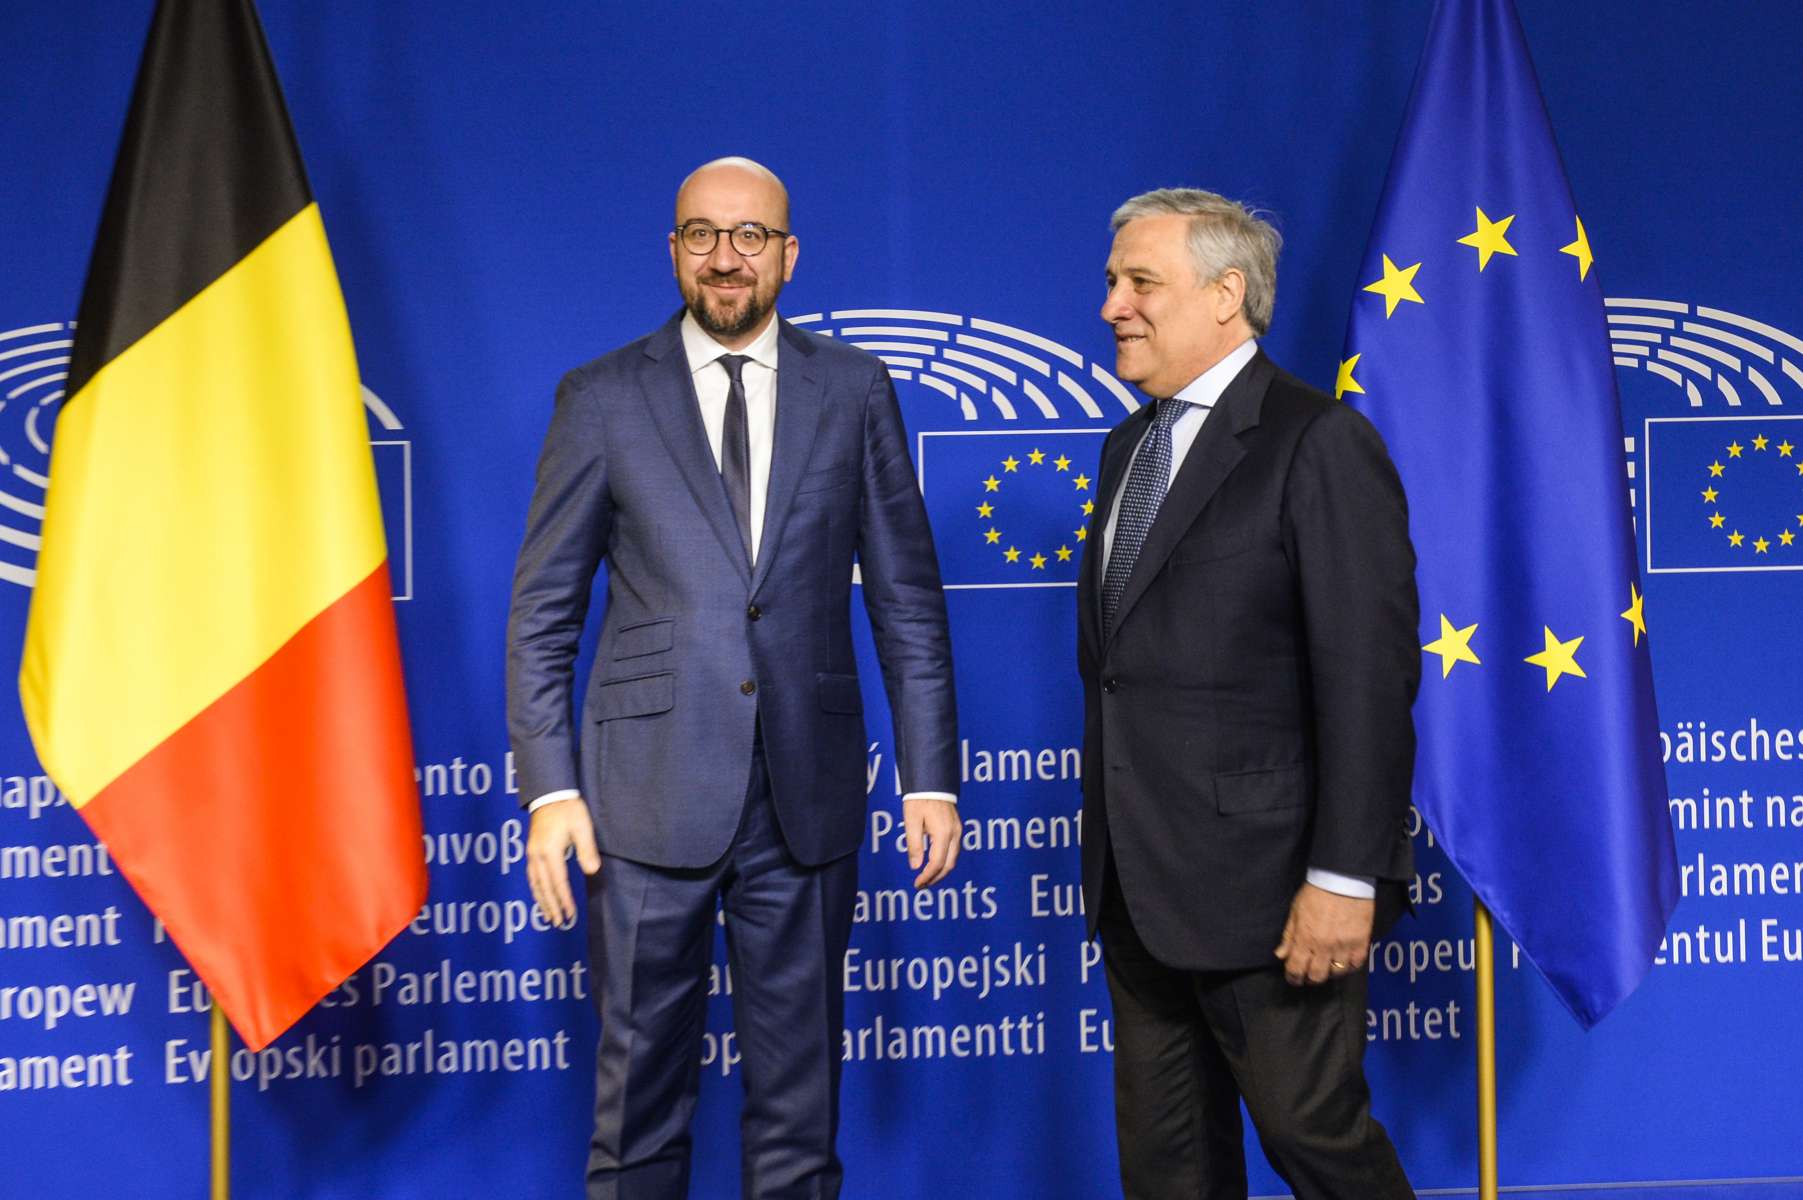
[977,448,1092,570]
[1698,432,1799,556]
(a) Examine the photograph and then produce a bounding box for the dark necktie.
[1101,397,1192,634]
[717,354,753,563]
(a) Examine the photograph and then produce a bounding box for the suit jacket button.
[1102,678,1118,694]
[747,604,762,621]
[740,680,757,695]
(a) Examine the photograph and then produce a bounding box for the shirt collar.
[1170,337,1258,410]
[680,309,782,376]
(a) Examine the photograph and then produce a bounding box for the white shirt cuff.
[903,791,957,806]
[1306,868,1376,899]
[527,789,581,813]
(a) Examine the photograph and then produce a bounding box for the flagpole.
[212,1004,230,1200]
[1475,898,1498,1200]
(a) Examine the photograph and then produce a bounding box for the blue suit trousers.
[585,742,858,1200]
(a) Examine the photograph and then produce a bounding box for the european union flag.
[1644,416,1803,573]
[917,430,1103,588]
[1342,0,1677,1026]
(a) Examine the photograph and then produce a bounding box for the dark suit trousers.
[1100,867,1413,1200]
[585,743,858,1200]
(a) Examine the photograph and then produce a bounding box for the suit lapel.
[1105,351,1274,644]
[750,320,824,596]
[641,311,753,587]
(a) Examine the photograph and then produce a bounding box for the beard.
[682,269,779,341]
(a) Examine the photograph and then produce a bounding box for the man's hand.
[525,798,602,925]
[904,798,961,889]
[1274,882,1375,986]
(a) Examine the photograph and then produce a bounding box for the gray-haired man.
[1076,188,1419,1198]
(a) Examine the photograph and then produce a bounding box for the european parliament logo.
[1645,416,1803,572]
[791,309,1124,589]
[917,431,1102,588]
[1609,299,1803,574]
[0,319,416,598]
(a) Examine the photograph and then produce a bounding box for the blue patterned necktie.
[1101,397,1192,634]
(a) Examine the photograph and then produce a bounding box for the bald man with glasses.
[507,157,962,1199]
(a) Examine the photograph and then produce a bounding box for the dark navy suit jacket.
[1077,351,1419,970]
[507,311,958,868]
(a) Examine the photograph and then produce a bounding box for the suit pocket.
[797,467,854,495]
[817,672,863,714]
[592,672,675,721]
[612,618,674,660]
[1215,764,1306,814]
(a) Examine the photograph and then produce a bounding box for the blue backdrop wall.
[3,2,1802,1196]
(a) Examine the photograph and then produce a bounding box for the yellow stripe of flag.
[21,204,387,806]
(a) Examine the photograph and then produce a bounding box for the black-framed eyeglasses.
[673,221,789,257]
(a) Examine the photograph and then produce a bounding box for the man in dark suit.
[507,157,961,1200]
[1077,188,1419,1198]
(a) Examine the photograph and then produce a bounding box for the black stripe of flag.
[68,0,312,399]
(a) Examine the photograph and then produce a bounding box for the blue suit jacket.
[507,311,958,868]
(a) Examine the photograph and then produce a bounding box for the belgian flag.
[20,0,425,1052]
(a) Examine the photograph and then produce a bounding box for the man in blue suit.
[507,157,962,1200]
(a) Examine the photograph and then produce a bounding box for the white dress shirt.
[1098,338,1373,900]
[531,313,955,811]
[681,311,779,562]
